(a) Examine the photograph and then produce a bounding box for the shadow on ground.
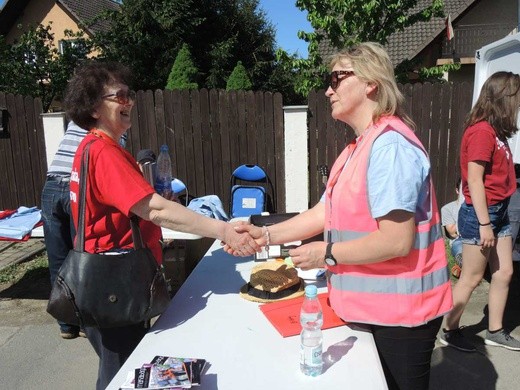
[430,346,498,389]
[430,263,520,390]
[0,267,50,300]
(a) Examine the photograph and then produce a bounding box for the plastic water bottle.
[155,144,173,199]
[300,285,323,376]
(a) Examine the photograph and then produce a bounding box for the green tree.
[279,0,445,95]
[0,23,93,111]
[226,61,253,90]
[264,52,306,105]
[199,0,276,90]
[91,0,202,91]
[166,43,199,90]
[92,0,279,92]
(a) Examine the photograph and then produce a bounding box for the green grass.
[0,253,49,284]
[445,239,458,280]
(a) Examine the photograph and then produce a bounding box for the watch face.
[325,257,336,266]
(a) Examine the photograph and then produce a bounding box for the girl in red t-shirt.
[441,71,520,352]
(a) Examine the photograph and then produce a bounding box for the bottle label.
[300,344,323,366]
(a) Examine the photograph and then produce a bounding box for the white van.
[473,32,520,162]
[474,32,520,260]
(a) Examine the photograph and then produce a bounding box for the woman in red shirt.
[64,61,260,389]
[441,71,520,352]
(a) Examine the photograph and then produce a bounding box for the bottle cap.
[304,285,318,297]
[160,144,169,153]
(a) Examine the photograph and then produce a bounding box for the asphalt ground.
[1,252,519,389]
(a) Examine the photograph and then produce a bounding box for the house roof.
[0,0,120,37]
[58,0,120,35]
[317,0,478,66]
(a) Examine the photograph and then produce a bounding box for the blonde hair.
[329,42,414,128]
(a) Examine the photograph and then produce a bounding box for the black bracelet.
[479,221,491,226]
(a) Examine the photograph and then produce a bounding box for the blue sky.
[0,0,312,57]
[258,0,312,58]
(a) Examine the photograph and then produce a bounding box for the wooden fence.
[0,92,47,210]
[1,83,473,212]
[0,89,286,213]
[126,89,285,214]
[308,82,473,208]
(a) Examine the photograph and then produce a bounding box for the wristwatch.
[324,242,338,266]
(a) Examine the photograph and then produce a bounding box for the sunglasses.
[102,89,136,105]
[329,70,355,90]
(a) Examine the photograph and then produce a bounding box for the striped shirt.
[47,121,128,177]
[47,121,88,177]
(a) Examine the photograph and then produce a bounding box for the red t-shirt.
[70,132,162,263]
[460,121,516,205]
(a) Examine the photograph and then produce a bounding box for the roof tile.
[58,0,120,35]
[318,0,478,65]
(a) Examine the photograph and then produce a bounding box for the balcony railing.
[441,24,516,59]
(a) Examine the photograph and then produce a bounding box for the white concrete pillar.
[41,112,66,170]
[283,105,309,212]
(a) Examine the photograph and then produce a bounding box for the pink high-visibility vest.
[325,116,453,327]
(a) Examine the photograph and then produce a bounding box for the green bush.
[226,61,252,91]
[166,43,199,90]
[445,239,458,281]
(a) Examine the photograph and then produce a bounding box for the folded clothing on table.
[0,206,42,241]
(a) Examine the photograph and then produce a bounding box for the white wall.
[283,106,309,212]
[42,112,66,169]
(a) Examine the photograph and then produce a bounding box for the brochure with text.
[120,356,207,389]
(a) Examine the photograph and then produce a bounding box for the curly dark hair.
[64,61,133,130]
[464,71,520,140]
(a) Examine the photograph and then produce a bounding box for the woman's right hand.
[480,225,495,248]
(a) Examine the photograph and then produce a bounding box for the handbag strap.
[74,140,145,252]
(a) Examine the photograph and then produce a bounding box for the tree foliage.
[166,43,199,90]
[92,0,278,92]
[226,61,253,90]
[0,0,301,106]
[280,0,445,95]
[91,0,201,91]
[0,23,93,111]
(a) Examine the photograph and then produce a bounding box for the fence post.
[283,105,309,212]
[41,112,66,170]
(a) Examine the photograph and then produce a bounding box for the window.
[58,39,88,56]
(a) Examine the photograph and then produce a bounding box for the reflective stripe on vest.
[329,223,443,250]
[328,264,448,295]
[324,115,453,327]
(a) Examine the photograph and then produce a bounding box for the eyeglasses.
[329,70,355,91]
[102,89,136,105]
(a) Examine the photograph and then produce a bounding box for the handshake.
[220,218,328,271]
[221,221,266,257]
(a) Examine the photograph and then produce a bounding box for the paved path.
[0,238,45,271]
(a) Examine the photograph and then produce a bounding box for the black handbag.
[46,141,170,328]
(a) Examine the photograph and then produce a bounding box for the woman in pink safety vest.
[231,42,452,389]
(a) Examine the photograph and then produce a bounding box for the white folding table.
[106,240,388,389]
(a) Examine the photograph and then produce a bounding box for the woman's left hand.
[480,225,495,248]
[288,241,327,270]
